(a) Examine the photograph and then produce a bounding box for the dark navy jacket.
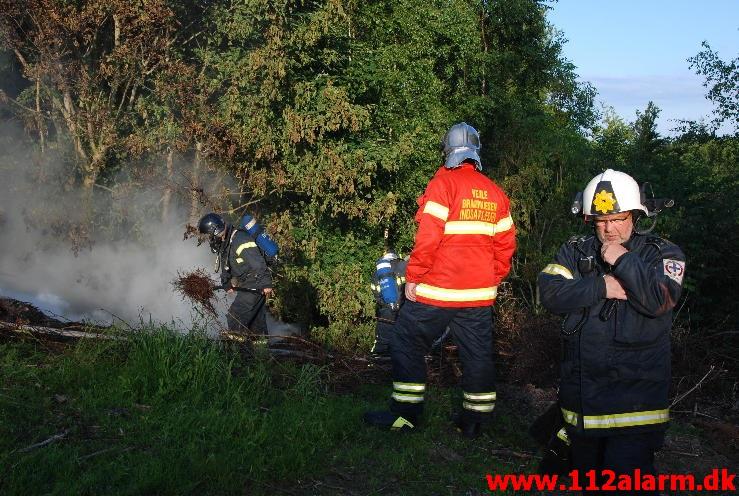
[538,233,685,436]
[221,227,272,290]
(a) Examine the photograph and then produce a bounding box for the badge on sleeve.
[663,259,685,285]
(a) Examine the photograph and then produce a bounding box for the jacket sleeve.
[611,241,685,318]
[538,242,606,315]
[229,231,272,289]
[405,177,449,283]
[491,192,516,285]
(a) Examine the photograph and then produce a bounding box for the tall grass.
[0,326,538,495]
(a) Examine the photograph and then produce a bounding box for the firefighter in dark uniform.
[369,251,407,360]
[198,213,272,337]
[538,169,686,494]
[364,123,516,438]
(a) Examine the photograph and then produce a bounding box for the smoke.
[0,122,230,330]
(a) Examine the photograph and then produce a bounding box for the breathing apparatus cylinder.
[239,214,279,258]
[375,255,400,311]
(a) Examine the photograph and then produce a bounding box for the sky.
[547,0,738,135]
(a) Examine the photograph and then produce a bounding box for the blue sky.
[546,0,738,135]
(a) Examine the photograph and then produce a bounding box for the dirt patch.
[497,307,562,388]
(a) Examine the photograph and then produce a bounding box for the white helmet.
[380,251,399,261]
[582,169,648,216]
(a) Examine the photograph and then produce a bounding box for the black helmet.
[198,213,226,237]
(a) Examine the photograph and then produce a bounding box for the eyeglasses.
[592,214,631,226]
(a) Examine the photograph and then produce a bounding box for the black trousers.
[226,290,267,335]
[389,300,495,423]
[372,304,398,355]
[372,319,395,355]
[372,305,450,356]
[570,430,665,495]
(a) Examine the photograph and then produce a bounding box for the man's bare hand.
[601,242,628,265]
[604,274,627,300]
[263,287,273,295]
[226,288,234,294]
[405,282,417,302]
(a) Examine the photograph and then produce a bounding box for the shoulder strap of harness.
[567,234,592,247]
[644,235,667,255]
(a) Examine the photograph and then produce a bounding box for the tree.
[0,0,202,193]
[688,41,739,132]
[0,0,602,344]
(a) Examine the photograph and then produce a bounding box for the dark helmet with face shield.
[442,122,482,170]
[198,213,226,237]
[198,213,228,254]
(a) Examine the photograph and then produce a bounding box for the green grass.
[0,328,539,495]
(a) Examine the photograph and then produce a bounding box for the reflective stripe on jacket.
[406,164,516,308]
[224,229,272,290]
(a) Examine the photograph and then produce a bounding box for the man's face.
[591,211,633,244]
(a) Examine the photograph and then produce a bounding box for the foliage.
[0,0,736,343]
[688,41,739,131]
[0,0,204,189]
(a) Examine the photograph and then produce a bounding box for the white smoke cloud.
[0,123,230,331]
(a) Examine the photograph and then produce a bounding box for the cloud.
[584,73,725,134]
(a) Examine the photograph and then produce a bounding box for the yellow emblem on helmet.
[593,190,617,214]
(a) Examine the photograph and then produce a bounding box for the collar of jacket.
[220,225,235,256]
[622,232,645,251]
[434,163,478,177]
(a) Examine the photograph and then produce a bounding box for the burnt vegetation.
[172,269,218,316]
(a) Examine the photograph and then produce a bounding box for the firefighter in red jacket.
[364,122,516,438]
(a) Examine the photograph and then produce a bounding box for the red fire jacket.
[406,164,516,307]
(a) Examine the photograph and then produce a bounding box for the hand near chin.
[601,242,628,265]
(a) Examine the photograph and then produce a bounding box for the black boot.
[452,413,483,439]
[363,411,417,431]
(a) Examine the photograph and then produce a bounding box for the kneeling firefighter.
[537,169,684,492]
[198,212,276,339]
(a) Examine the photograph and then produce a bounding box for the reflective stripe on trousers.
[390,300,495,423]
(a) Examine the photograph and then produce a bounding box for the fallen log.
[0,320,117,341]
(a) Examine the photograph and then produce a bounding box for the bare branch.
[670,365,717,408]
[12,48,29,69]
[17,429,70,453]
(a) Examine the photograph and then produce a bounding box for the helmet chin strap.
[634,212,657,235]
